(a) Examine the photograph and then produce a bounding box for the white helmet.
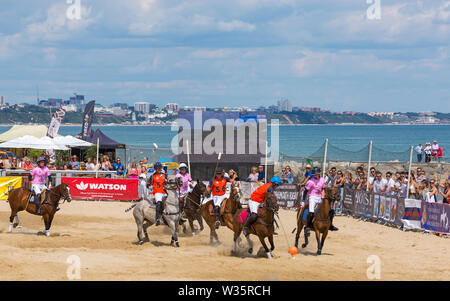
[179,163,188,169]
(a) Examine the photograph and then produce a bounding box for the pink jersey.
[30,166,50,185]
[175,172,192,193]
[305,177,325,197]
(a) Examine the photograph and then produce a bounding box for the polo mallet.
[212,152,222,178]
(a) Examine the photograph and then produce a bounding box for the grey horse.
[127,177,183,247]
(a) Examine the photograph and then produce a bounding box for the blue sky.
[0,0,449,112]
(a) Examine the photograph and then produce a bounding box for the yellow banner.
[0,177,23,200]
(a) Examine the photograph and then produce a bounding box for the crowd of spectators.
[415,141,444,163]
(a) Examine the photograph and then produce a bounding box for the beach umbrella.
[53,135,93,147]
[0,135,69,150]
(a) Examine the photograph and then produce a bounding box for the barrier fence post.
[367,141,373,191]
[406,145,413,199]
[95,137,99,178]
[322,138,328,178]
[265,140,268,183]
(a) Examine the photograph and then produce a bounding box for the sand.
[0,200,448,281]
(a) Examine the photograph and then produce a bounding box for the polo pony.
[293,187,340,255]
[7,182,72,236]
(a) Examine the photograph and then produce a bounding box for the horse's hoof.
[192,232,196,236]
[175,242,180,247]
[13,223,19,228]
[270,247,275,252]
[266,252,273,259]
[138,240,144,245]
[301,243,307,248]
[317,250,322,255]
[248,248,253,254]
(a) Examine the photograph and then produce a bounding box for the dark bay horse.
[7,183,72,236]
[182,180,209,235]
[293,187,340,255]
[231,189,279,259]
[200,183,241,245]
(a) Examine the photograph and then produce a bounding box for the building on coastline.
[300,107,321,112]
[277,98,292,112]
[182,106,206,111]
[166,103,179,113]
[134,102,150,114]
[368,112,394,119]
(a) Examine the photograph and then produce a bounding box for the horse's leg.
[143,220,150,242]
[188,217,196,236]
[136,217,145,245]
[319,230,328,255]
[302,223,309,248]
[46,213,55,236]
[197,213,204,231]
[168,219,180,247]
[315,229,322,255]
[8,210,18,232]
[268,234,275,252]
[295,221,303,248]
[43,214,51,236]
[258,235,272,259]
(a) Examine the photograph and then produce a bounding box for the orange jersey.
[152,173,166,194]
[209,177,228,196]
[251,183,273,203]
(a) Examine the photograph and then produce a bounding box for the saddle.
[28,189,48,205]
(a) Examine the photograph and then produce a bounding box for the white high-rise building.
[134,102,150,114]
[277,98,292,112]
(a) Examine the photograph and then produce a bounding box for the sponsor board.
[62,177,138,200]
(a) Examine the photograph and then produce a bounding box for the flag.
[81,100,95,139]
[46,108,66,163]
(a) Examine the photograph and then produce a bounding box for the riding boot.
[329,209,339,231]
[304,212,314,237]
[243,213,258,237]
[213,205,221,229]
[155,202,162,226]
[35,193,42,215]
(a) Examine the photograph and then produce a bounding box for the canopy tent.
[83,129,125,149]
[0,125,56,142]
[54,135,93,147]
[0,135,69,150]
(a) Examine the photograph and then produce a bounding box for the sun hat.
[305,164,312,169]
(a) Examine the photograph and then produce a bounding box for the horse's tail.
[125,203,137,213]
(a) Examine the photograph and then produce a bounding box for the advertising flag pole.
[96,137,99,178]
[406,145,413,199]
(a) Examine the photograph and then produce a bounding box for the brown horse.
[293,187,340,255]
[182,180,209,235]
[7,183,72,236]
[231,189,279,259]
[200,182,241,245]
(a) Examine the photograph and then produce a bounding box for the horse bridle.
[44,184,71,207]
[184,184,207,209]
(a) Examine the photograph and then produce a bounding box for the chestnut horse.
[7,183,72,236]
[231,189,279,259]
[293,187,340,255]
[200,182,241,245]
[182,180,209,235]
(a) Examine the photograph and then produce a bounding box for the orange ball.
[289,246,298,256]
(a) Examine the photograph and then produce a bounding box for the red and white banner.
[62,177,138,200]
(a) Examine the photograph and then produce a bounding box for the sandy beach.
[0,200,448,281]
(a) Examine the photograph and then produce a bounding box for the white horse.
[128,178,183,247]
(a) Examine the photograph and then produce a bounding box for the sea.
[52,124,449,159]
[0,124,448,159]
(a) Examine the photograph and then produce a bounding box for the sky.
[0,0,450,112]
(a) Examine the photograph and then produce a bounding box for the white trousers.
[248,199,261,214]
[308,195,322,212]
[154,193,167,203]
[213,195,227,207]
[32,184,46,195]
[138,180,148,199]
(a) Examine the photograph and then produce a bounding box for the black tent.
[73,129,125,161]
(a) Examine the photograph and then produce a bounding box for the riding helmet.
[154,162,163,169]
[312,167,321,175]
[270,176,282,185]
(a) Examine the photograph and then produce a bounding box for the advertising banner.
[273,184,301,208]
[354,189,373,218]
[342,188,355,215]
[401,198,422,230]
[81,100,95,139]
[0,177,22,200]
[420,202,450,234]
[62,177,138,200]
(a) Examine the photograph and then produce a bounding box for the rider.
[207,169,230,229]
[175,163,194,200]
[304,167,338,235]
[243,176,282,237]
[149,162,167,226]
[28,156,51,215]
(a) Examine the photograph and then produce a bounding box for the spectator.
[423,142,432,163]
[368,167,376,188]
[429,179,439,202]
[257,165,265,183]
[281,167,287,183]
[127,162,139,179]
[86,157,95,171]
[113,157,125,176]
[327,167,337,187]
[384,172,396,196]
[437,146,443,162]
[79,162,87,171]
[415,143,423,162]
[372,171,387,194]
[21,157,33,170]
[228,169,239,182]
[357,175,367,190]
[101,155,112,171]
[246,166,259,182]
[69,155,80,170]
[408,174,419,199]
[419,180,432,202]
[344,171,354,189]
[334,170,345,188]
[439,179,449,204]
[431,141,439,162]
[283,166,294,184]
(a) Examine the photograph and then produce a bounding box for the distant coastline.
[0,123,449,127]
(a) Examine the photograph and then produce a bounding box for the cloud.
[217,20,255,32]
